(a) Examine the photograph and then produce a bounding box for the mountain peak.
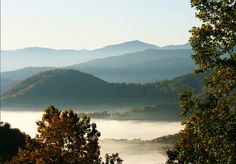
[17,47,55,52]
[92,40,160,56]
[109,40,159,47]
[124,40,146,44]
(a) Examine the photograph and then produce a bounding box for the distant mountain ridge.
[90,40,160,55]
[161,43,191,49]
[76,56,195,83]
[74,49,192,68]
[1,67,53,81]
[1,67,53,94]
[1,48,195,94]
[1,40,191,72]
[1,41,194,94]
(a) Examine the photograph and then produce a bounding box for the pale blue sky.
[2,0,200,50]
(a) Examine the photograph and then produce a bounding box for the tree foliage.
[167,0,236,163]
[10,106,101,164]
[104,153,123,164]
[0,122,27,163]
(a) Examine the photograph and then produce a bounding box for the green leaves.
[167,0,236,163]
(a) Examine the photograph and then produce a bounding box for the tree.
[0,122,27,163]
[167,0,236,163]
[104,153,123,164]
[10,105,101,164]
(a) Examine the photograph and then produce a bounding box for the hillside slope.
[1,49,194,93]
[73,49,192,68]
[1,69,205,108]
[78,57,195,83]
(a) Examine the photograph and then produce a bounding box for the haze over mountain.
[1,41,191,72]
[161,43,191,49]
[90,40,160,56]
[1,67,53,94]
[1,69,204,109]
[1,40,163,72]
[74,49,193,68]
[77,57,195,83]
[1,41,194,96]
[0,47,195,95]
[0,78,19,95]
[64,48,195,83]
[1,67,53,81]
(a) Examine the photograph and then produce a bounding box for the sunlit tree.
[167,0,236,163]
[11,105,101,163]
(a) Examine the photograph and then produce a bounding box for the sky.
[1,0,201,50]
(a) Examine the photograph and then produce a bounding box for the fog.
[100,139,168,164]
[1,111,182,139]
[1,110,182,163]
[94,119,181,140]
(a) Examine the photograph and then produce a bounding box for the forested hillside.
[1,69,205,108]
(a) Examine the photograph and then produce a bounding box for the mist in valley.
[1,109,182,163]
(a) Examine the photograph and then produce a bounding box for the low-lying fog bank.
[100,137,177,164]
[1,111,182,139]
[1,110,181,164]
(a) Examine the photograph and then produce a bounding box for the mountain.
[1,41,192,72]
[0,67,53,94]
[77,57,195,83]
[0,69,165,107]
[1,69,109,107]
[71,49,195,83]
[1,40,160,72]
[0,49,195,94]
[1,67,53,81]
[90,40,160,57]
[1,47,88,55]
[1,47,89,72]
[0,78,20,94]
[72,49,192,68]
[1,69,205,109]
[161,43,191,49]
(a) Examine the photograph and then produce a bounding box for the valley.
[1,41,200,163]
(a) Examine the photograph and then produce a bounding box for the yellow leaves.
[191,0,201,5]
[202,23,214,32]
